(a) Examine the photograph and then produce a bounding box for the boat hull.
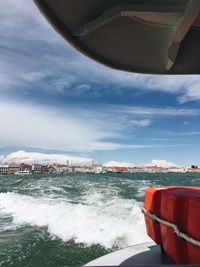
[85,242,173,266]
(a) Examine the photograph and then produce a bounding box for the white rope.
[142,207,200,247]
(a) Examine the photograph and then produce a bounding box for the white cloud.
[115,106,199,116]
[178,83,200,103]
[103,159,179,168]
[0,101,118,152]
[0,155,4,163]
[103,161,134,167]
[23,72,47,83]
[0,100,155,152]
[2,151,92,165]
[166,131,200,136]
[0,100,196,153]
[129,119,151,127]
[0,0,59,44]
[0,152,181,168]
[149,160,178,168]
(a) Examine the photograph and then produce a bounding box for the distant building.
[47,165,56,173]
[32,164,43,173]
[8,163,21,173]
[103,166,129,173]
[187,167,200,173]
[166,167,187,173]
[20,163,32,172]
[0,165,9,174]
[54,164,73,173]
[41,165,49,173]
[95,166,103,173]
[73,165,95,173]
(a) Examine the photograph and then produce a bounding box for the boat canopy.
[33,0,200,74]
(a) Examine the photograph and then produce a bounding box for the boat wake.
[0,191,150,248]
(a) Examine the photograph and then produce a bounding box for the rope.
[142,207,200,247]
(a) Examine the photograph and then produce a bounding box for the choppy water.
[0,172,200,267]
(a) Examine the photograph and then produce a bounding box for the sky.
[0,0,200,167]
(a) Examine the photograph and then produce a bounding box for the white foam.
[0,192,150,248]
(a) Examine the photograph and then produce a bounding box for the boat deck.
[85,242,174,266]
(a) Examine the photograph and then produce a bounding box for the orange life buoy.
[144,186,200,264]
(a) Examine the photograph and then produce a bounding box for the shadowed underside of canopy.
[33,0,200,74]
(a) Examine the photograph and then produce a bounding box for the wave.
[0,191,150,248]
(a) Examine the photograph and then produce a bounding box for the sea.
[0,172,200,267]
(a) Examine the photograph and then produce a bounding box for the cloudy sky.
[1,0,200,166]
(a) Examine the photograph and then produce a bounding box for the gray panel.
[33,0,200,74]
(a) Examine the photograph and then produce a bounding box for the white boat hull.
[85,242,173,266]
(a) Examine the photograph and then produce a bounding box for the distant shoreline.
[0,162,200,175]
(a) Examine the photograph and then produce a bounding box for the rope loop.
[142,207,200,247]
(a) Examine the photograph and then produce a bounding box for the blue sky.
[1,0,200,166]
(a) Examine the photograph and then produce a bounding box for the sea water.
[0,172,200,267]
